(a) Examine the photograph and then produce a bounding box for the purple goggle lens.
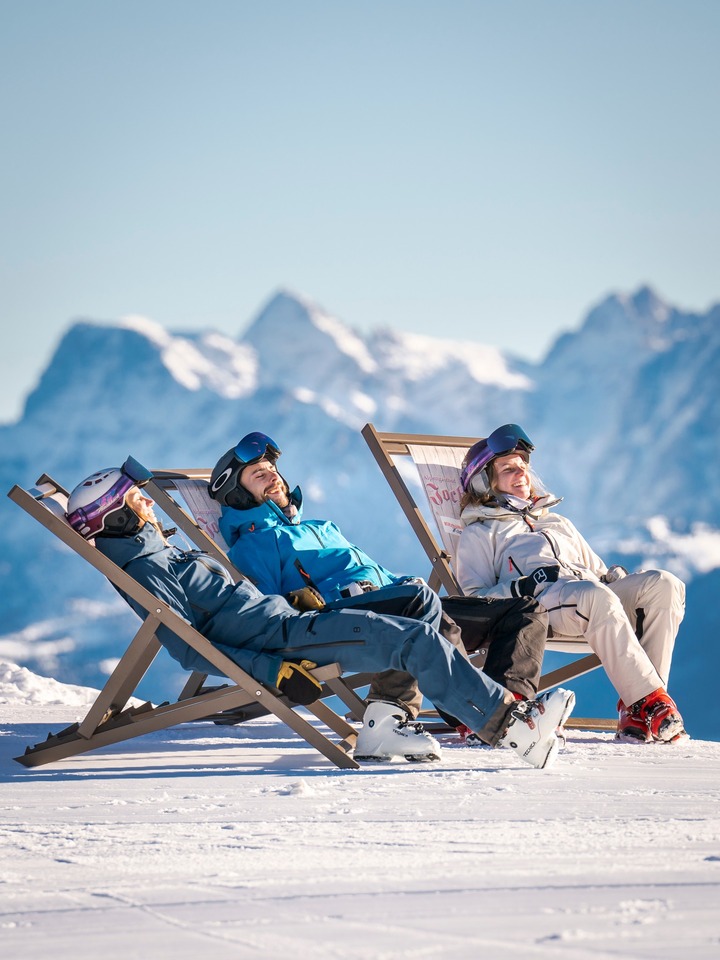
[66,473,136,531]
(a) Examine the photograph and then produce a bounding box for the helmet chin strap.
[96,503,143,538]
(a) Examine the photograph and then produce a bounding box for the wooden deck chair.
[144,467,372,722]
[361,423,615,732]
[7,472,365,770]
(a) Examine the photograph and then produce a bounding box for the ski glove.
[339,580,378,598]
[512,565,560,598]
[602,565,628,584]
[286,586,326,611]
[276,659,323,705]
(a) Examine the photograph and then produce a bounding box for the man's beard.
[264,487,290,509]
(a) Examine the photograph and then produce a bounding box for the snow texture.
[1,663,719,959]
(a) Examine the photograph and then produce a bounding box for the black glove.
[276,659,323,705]
[286,586,326,611]
[513,565,560,597]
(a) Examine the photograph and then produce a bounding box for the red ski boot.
[622,689,686,743]
[616,700,651,742]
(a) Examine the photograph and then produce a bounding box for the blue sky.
[2,0,718,422]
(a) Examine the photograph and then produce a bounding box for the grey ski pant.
[324,581,463,717]
[323,584,547,718]
[271,600,517,746]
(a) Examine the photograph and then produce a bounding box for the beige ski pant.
[539,570,685,707]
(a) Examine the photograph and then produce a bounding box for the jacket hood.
[220,486,303,544]
[95,522,168,567]
[461,491,563,526]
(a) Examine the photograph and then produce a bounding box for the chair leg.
[78,617,162,739]
[323,676,368,722]
[178,671,209,700]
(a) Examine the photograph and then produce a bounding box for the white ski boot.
[536,687,576,737]
[354,701,441,762]
[497,687,576,769]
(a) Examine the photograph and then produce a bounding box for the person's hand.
[602,565,628,584]
[514,566,560,597]
[276,660,323,704]
[397,576,427,587]
[286,586,326,611]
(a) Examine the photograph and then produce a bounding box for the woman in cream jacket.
[456,424,686,744]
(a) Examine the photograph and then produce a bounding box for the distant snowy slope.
[242,291,379,424]
[531,287,720,531]
[369,327,532,434]
[0,659,99,707]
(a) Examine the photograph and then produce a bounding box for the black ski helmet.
[209,432,282,509]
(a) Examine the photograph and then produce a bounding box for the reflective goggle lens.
[485,424,534,456]
[233,432,281,466]
[121,456,153,486]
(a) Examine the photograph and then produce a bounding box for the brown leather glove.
[285,586,326,611]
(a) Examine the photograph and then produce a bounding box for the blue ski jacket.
[218,488,404,601]
[95,523,294,684]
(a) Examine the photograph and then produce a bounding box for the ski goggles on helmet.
[209,433,282,506]
[233,432,281,467]
[66,457,153,538]
[460,424,534,491]
[121,456,154,487]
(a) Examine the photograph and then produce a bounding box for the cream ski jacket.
[456,494,610,601]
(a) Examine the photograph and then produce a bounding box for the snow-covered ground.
[1,663,719,960]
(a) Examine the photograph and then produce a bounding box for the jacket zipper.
[538,530,584,578]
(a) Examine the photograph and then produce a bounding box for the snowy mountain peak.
[21,317,259,423]
[242,289,378,376]
[628,285,672,324]
[370,328,531,389]
[116,313,173,346]
[113,315,259,397]
[543,287,678,376]
[587,286,673,343]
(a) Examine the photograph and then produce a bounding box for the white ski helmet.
[66,457,152,539]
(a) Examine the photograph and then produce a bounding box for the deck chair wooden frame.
[8,474,366,770]
[361,423,614,732]
[144,468,373,720]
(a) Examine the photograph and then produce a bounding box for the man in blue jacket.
[209,432,551,761]
[65,459,575,770]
